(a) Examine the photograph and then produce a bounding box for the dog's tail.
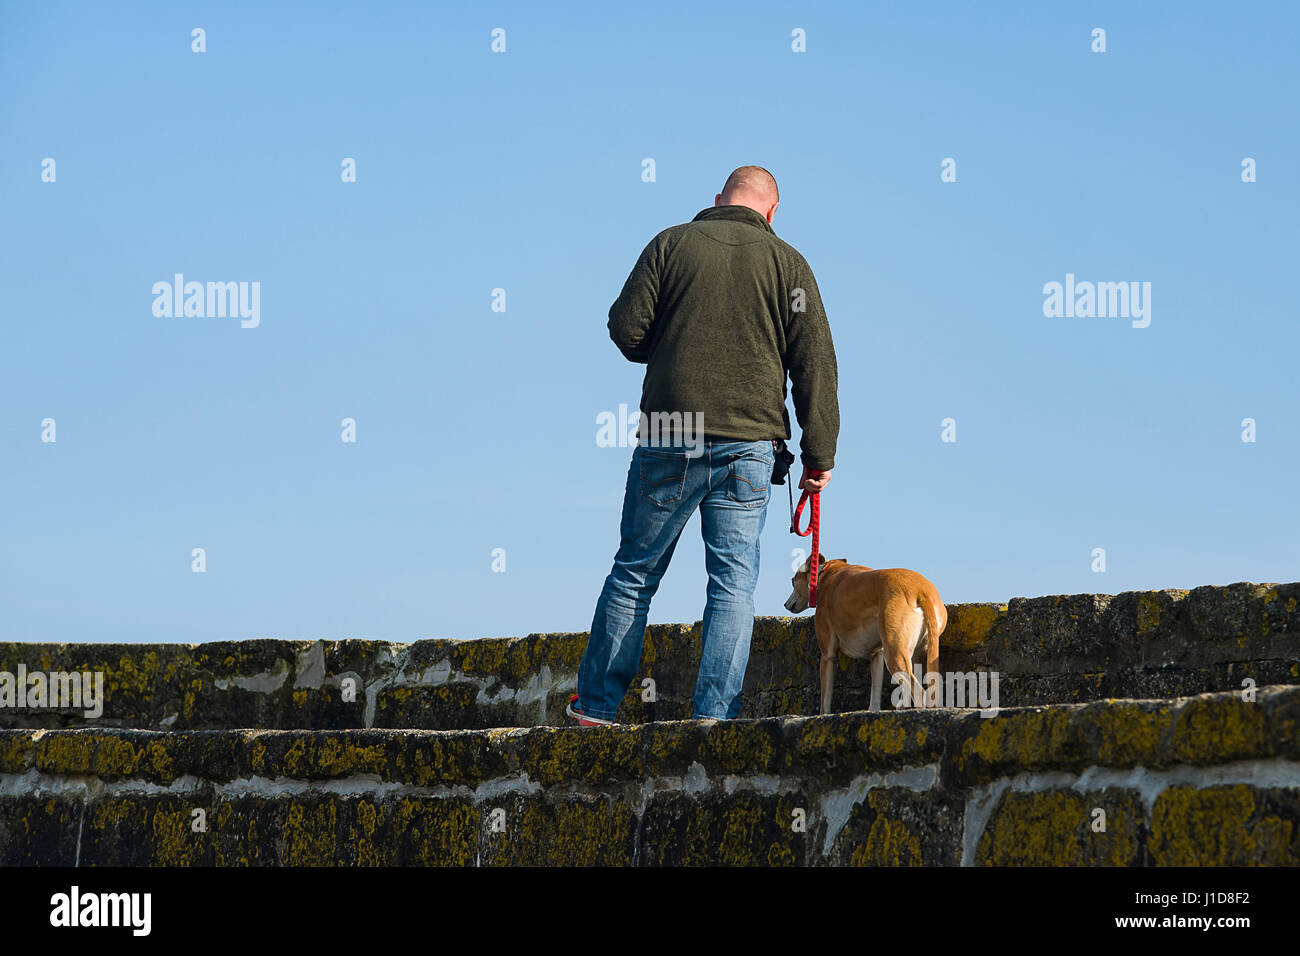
[920,586,946,676]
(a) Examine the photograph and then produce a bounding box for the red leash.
[772,440,824,609]
[792,485,821,607]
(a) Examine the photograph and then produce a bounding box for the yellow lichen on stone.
[856,719,912,756]
[717,804,762,865]
[684,798,780,866]
[959,708,1071,772]
[182,677,206,719]
[1090,704,1169,765]
[280,800,340,865]
[798,718,849,753]
[701,722,775,773]
[88,795,140,831]
[39,732,143,777]
[528,724,645,785]
[144,739,175,779]
[1170,696,1269,764]
[279,736,389,779]
[250,737,268,775]
[641,628,659,665]
[848,793,926,866]
[1136,593,1162,634]
[354,799,386,866]
[392,796,477,865]
[1150,785,1297,865]
[505,798,636,866]
[529,727,593,784]
[0,734,32,774]
[152,803,205,865]
[943,604,1005,652]
[769,687,809,715]
[976,789,1140,865]
[646,723,687,761]
[455,639,509,678]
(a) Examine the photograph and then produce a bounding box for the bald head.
[715,165,779,222]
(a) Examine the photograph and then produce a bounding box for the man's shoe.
[565,694,618,727]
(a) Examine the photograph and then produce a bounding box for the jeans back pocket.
[727,451,772,507]
[639,448,689,506]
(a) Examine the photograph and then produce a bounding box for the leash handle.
[792,488,820,607]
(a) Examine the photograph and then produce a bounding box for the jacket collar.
[691,204,775,235]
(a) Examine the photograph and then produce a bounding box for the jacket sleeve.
[785,256,840,472]
[607,232,667,364]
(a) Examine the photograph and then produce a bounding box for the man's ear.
[714,193,723,207]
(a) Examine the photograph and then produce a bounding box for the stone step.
[1,685,1297,866]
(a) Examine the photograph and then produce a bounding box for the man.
[568,165,840,724]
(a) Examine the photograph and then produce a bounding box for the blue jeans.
[577,439,773,720]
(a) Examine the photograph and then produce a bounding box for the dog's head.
[785,554,858,613]
[785,553,825,613]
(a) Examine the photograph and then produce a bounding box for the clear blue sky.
[2,1,1296,644]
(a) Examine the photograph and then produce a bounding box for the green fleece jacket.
[607,205,840,471]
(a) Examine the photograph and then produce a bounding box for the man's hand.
[799,466,831,494]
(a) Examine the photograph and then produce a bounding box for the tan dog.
[785,554,947,714]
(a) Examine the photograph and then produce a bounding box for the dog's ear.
[817,552,827,566]
[838,557,848,564]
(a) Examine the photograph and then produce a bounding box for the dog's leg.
[922,594,943,706]
[819,654,835,715]
[884,646,923,711]
[915,640,931,709]
[815,613,835,715]
[869,647,884,713]
[913,620,931,709]
[882,601,925,709]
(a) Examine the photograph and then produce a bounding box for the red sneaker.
[565,694,618,727]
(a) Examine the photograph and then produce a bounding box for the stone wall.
[1,581,1296,731]
[1,580,1297,866]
